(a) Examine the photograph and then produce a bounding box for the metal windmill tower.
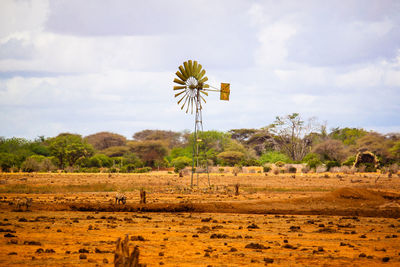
[173,60,230,187]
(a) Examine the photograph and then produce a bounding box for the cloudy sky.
[1,0,399,140]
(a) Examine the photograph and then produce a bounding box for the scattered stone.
[159,252,164,256]
[382,257,390,262]
[264,257,274,263]
[247,223,259,229]
[130,235,145,241]
[359,253,366,258]
[79,248,89,253]
[230,247,238,252]
[79,254,87,260]
[245,243,268,249]
[4,233,16,238]
[103,258,109,264]
[24,241,41,246]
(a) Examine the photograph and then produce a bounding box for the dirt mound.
[331,187,384,201]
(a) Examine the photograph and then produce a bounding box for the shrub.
[301,166,310,173]
[275,161,285,167]
[342,156,356,167]
[21,157,41,172]
[285,165,297,173]
[171,156,192,173]
[263,166,271,173]
[326,161,340,171]
[87,154,112,168]
[133,167,152,173]
[273,168,280,175]
[120,164,136,173]
[303,153,321,169]
[259,151,290,165]
[219,167,225,173]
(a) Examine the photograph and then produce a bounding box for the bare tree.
[267,113,317,161]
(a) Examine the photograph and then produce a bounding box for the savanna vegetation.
[1,113,399,174]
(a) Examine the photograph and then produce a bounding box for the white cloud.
[0,0,49,38]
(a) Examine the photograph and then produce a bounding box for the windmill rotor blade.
[180,95,189,110]
[200,90,208,96]
[200,95,206,103]
[173,78,186,85]
[197,69,206,80]
[186,97,191,113]
[175,71,186,81]
[193,61,198,75]
[199,76,208,84]
[175,90,186,98]
[177,92,188,105]
[188,60,193,77]
[173,85,186,90]
[183,61,191,77]
[179,65,188,79]
[202,83,210,88]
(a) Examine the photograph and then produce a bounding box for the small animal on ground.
[16,197,33,210]
[115,193,127,204]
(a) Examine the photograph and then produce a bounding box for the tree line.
[1,113,399,173]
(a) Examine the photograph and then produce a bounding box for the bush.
[120,164,136,173]
[21,157,41,172]
[361,163,376,172]
[275,161,285,167]
[87,154,112,168]
[301,166,310,173]
[219,167,225,173]
[342,156,356,167]
[259,151,290,165]
[326,161,340,171]
[286,165,297,173]
[263,166,271,173]
[133,167,152,173]
[171,156,192,173]
[303,153,321,169]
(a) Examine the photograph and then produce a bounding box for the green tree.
[87,154,112,168]
[390,141,400,161]
[329,127,367,146]
[217,151,245,166]
[302,153,322,169]
[48,133,94,169]
[259,151,290,165]
[171,156,192,173]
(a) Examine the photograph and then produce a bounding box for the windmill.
[173,60,230,187]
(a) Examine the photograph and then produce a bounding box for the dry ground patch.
[0,172,400,266]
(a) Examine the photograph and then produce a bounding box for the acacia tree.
[128,140,168,167]
[85,132,127,150]
[48,133,94,169]
[268,113,317,161]
[312,139,349,163]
